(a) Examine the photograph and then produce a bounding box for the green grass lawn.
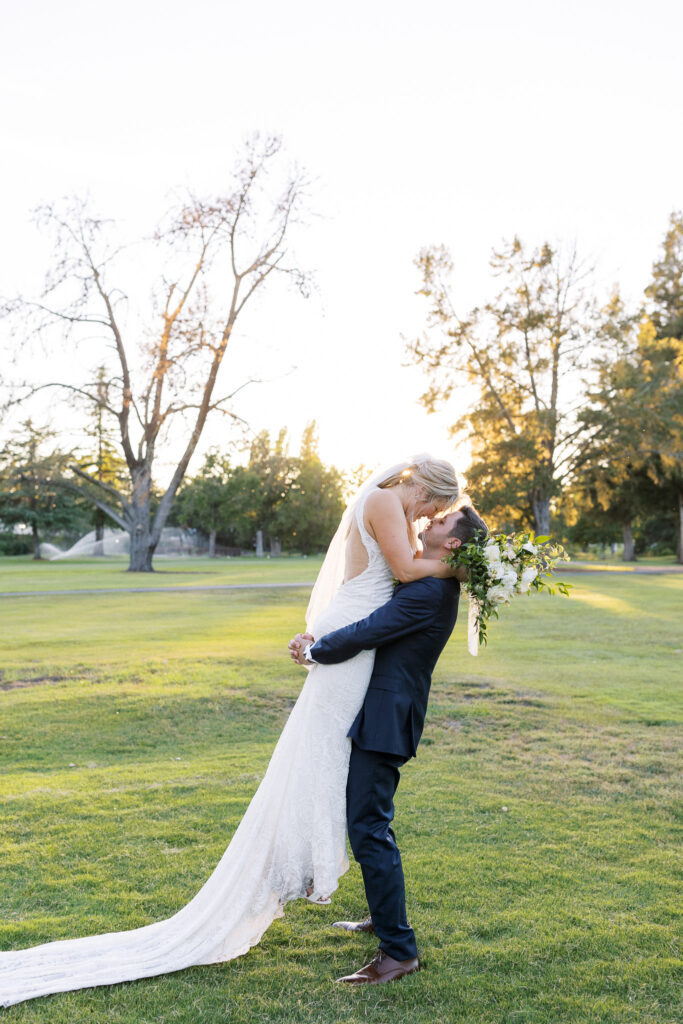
[567,552,679,566]
[0,555,323,593]
[0,567,681,1023]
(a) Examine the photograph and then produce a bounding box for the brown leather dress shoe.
[335,948,420,984]
[332,916,375,934]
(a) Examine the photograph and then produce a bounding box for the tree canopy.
[410,213,683,561]
[0,420,90,557]
[172,423,345,556]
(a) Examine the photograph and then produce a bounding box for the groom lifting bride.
[2,457,491,1008]
[289,503,488,985]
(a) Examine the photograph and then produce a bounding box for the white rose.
[487,583,514,605]
[518,566,538,593]
[501,569,517,589]
[484,544,501,564]
[522,542,537,555]
[505,544,516,561]
[492,561,507,580]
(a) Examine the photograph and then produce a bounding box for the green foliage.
[410,238,596,535]
[245,427,296,550]
[574,285,683,561]
[645,210,683,340]
[75,367,130,537]
[173,424,344,554]
[410,216,683,557]
[0,420,91,556]
[271,423,345,554]
[0,532,33,556]
[172,450,263,550]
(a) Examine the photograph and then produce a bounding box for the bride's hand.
[433,558,468,583]
[288,632,314,665]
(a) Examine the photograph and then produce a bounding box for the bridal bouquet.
[445,531,571,651]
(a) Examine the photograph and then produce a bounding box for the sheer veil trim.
[306,453,432,632]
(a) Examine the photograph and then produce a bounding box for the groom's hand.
[288,632,314,666]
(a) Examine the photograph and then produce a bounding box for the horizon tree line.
[1,135,680,565]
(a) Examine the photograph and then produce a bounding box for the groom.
[289,505,488,985]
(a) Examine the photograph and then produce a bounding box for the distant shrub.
[0,533,33,556]
[648,540,675,556]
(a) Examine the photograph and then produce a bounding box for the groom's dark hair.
[448,505,489,545]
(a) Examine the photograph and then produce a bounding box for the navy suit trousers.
[346,742,418,961]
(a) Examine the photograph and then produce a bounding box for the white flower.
[487,583,514,605]
[522,541,537,555]
[518,566,538,593]
[501,569,517,588]
[484,544,501,562]
[505,544,516,561]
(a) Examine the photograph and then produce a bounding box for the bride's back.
[343,488,416,584]
[344,521,370,582]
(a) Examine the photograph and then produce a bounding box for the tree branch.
[15,381,119,417]
[54,478,128,531]
[71,465,132,516]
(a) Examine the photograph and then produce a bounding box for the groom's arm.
[308,578,445,665]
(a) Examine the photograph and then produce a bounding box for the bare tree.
[5,136,310,570]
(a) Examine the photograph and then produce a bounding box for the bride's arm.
[365,489,457,583]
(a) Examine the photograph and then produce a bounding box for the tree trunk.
[31,522,41,560]
[127,466,155,571]
[621,520,636,561]
[530,494,551,536]
[208,529,216,558]
[94,507,105,555]
[128,517,155,571]
[678,491,683,565]
[93,508,105,556]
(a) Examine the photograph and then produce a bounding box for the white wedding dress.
[0,491,395,1007]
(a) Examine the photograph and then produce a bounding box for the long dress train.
[0,493,394,1007]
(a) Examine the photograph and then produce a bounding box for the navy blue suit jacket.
[310,576,460,758]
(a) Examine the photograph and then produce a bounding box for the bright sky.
[1,0,681,485]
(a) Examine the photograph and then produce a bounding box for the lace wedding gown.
[0,493,394,1007]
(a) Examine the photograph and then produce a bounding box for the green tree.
[247,428,294,554]
[646,211,683,340]
[172,425,344,556]
[641,212,683,560]
[75,367,129,552]
[0,420,89,558]
[570,292,644,559]
[566,458,661,560]
[409,238,596,534]
[273,422,345,553]
[631,320,683,560]
[172,451,262,555]
[574,285,682,561]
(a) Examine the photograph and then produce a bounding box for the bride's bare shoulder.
[364,488,402,520]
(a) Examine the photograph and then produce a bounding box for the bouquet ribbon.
[467,595,481,657]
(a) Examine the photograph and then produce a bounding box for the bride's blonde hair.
[378,457,460,510]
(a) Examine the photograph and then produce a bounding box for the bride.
[0,454,462,1007]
